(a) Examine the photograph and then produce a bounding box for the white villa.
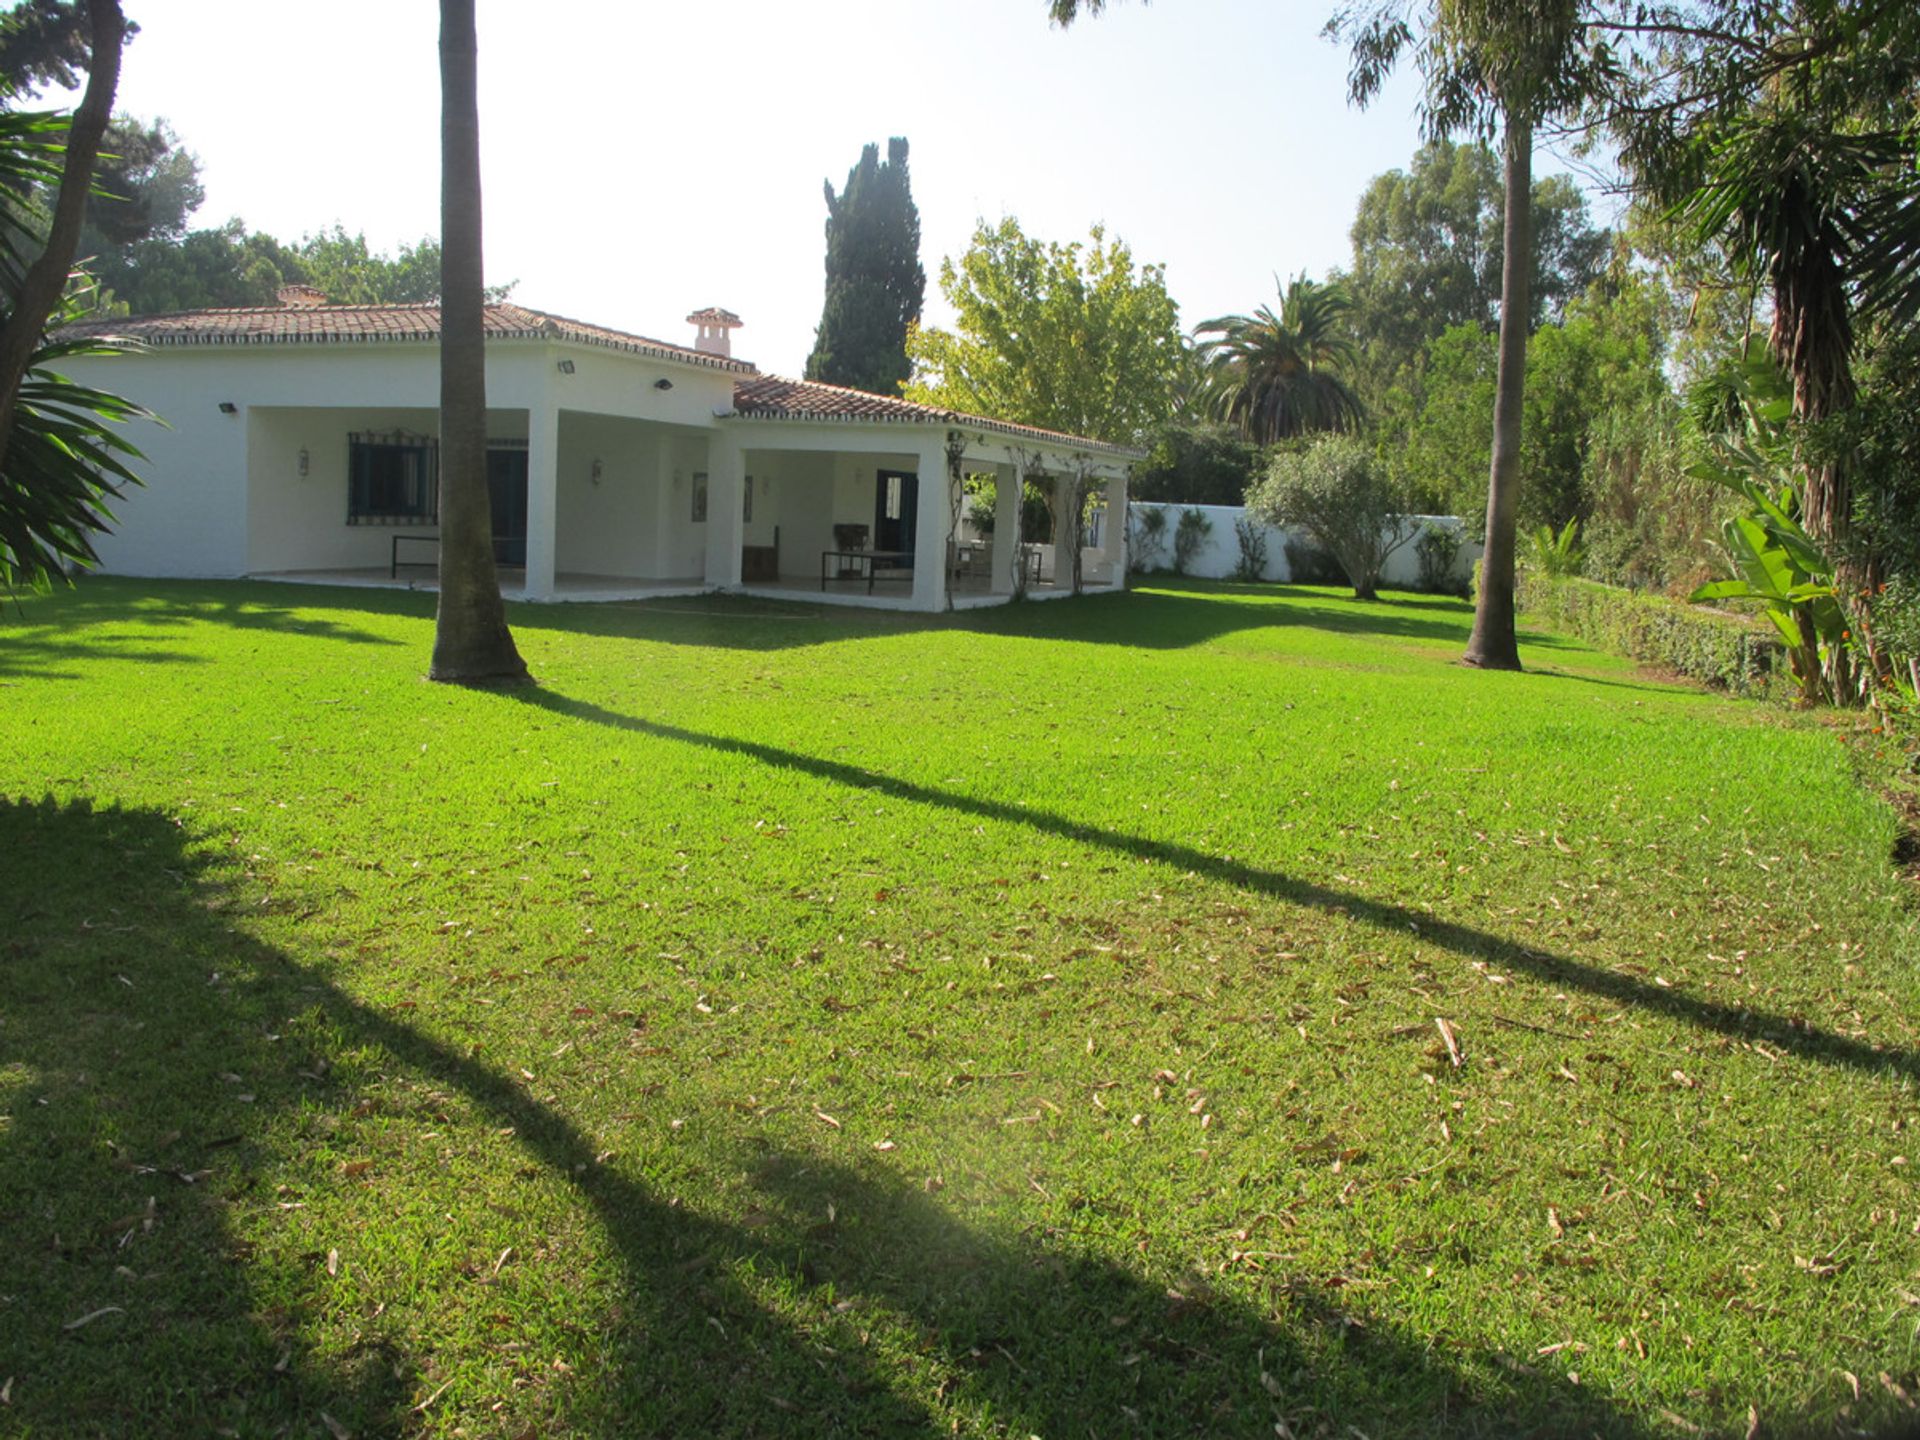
[61,292,1139,612]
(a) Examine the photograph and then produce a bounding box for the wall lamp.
[556,359,576,375]
[589,457,604,487]
[297,447,310,478]
[217,401,237,414]
[653,378,674,391]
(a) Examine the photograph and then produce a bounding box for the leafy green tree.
[79,114,200,250]
[1397,267,1686,548]
[1339,138,1608,400]
[1246,433,1412,600]
[89,218,302,313]
[292,225,511,305]
[805,137,924,396]
[1196,275,1364,443]
[905,218,1184,446]
[0,0,135,98]
[429,0,525,685]
[1131,422,1261,506]
[0,0,143,591]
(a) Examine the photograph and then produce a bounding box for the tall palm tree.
[0,0,134,593]
[1333,0,1597,672]
[1195,276,1365,444]
[429,0,527,685]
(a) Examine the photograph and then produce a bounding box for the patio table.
[820,548,914,594]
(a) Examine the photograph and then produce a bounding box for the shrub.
[1129,505,1169,573]
[1172,507,1212,576]
[1283,538,1347,586]
[1525,518,1585,578]
[1415,521,1466,596]
[1230,517,1271,582]
[1517,570,1790,699]
[1246,435,1411,599]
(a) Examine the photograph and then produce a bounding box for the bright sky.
[91,0,1572,378]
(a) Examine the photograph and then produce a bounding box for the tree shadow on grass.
[3,576,410,652]
[507,688,1920,1087]
[0,795,1668,1438]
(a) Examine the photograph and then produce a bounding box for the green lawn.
[1,576,1915,1439]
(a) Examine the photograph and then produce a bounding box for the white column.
[910,436,950,611]
[993,460,1021,592]
[704,427,745,588]
[1102,473,1128,587]
[524,403,560,601]
[651,431,676,580]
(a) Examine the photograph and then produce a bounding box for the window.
[691,471,708,523]
[882,472,903,521]
[348,432,438,524]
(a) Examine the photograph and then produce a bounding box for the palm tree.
[1195,276,1365,444]
[0,0,137,591]
[429,0,527,685]
[1332,0,1598,672]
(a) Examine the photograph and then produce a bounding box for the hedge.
[1516,571,1791,700]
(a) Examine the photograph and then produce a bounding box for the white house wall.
[63,340,738,581]
[69,349,254,577]
[555,412,693,581]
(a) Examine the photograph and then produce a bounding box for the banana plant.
[1685,360,1841,703]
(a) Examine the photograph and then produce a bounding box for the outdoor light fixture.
[556,359,576,375]
[590,457,603,486]
[297,447,309,478]
[217,401,237,414]
[653,377,673,391]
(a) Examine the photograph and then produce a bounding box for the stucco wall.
[61,339,740,581]
[1127,502,1481,589]
[555,412,678,580]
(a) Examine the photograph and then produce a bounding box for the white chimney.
[686,306,743,358]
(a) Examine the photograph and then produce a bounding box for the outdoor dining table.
[820,548,914,593]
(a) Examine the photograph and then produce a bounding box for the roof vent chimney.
[686,306,742,358]
[276,284,330,308]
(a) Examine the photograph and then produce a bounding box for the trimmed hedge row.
[1516,571,1791,700]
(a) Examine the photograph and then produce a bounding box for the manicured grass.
[1,575,1915,1439]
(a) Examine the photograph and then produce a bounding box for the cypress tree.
[805,137,925,395]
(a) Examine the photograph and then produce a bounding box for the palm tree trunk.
[429,0,529,686]
[1463,112,1531,672]
[0,0,123,479]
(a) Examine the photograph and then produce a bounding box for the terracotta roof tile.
[728,375,1143,458]
[62,302,755,372]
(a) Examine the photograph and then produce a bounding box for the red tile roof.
[61,303,1139,457]
[728,375,1143,458]
[63,302,755,373]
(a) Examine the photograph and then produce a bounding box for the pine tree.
[805,137,924,395]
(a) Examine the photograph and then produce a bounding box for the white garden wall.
[1126,502,1482,590]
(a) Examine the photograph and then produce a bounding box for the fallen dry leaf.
[326,1248,340,1277]
[340,1160,373,1179]
[1547,1207,1565,1239]
[1434,1017,1464,1068]
[813,1109,841,1130]
[62,1306,124,1331]
[319,1411,351,1440]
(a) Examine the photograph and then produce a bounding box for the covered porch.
[700,417,1132,613]
[242,402,716,600]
